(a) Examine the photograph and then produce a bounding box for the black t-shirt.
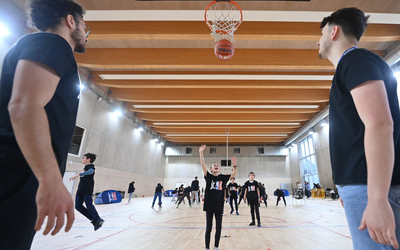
[330,48,400,186]
[276,189,284,196]
[77,164,95,195]
[0,33,79,174]
[191,180,199,191]
[227,183,238,197]
[244,180,259,200]
[203,173,231,213]
[128,183,135,193]
[184,186,191,193]
[155,185,163,193]
[259,186,266,196]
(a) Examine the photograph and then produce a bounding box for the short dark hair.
[248,172,255,176]
[230,177,235,180]
[320,7,369,42]
[84,153,97,163]
[195,176,198,179]
[28,0,85,31]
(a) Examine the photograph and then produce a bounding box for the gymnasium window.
[234,147,241,154]
[68,125,86,157]
[298,136,320,186]
[185,147,193,155]
[210,147,217,154]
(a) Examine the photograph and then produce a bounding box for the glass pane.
[311,155,318,174]
[304,158,311,175]
[313,174,320,185]
[304,139,310,156]
[299,160,304,176]
[300,142,305,158]
[308,137,315,154]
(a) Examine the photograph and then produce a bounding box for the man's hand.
[243,197,246,203]
[35,178,75,236]
[359,200,399,249]
[199,144,206,153]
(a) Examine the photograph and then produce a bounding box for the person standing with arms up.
[70,153,104,230]
[200,145,237,250]
[0,0,90,249]
[318,7,400,249]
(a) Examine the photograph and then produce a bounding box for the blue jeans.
[337,185,400,250]
[152,193,162,207]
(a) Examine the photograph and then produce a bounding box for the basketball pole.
[226,128,230,169]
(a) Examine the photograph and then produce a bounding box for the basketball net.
[205,1,243,43]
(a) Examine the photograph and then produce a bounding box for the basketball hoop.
[204,0,243,43]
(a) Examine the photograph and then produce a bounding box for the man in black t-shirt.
[152,183,167,208]
[275,188,286,206]
[177,186,192,208]
[318,8,400,249]
[227,177,239,215]
[0,1,89,249]
[244,172,261,227]
[69,153,104,230]
[191,176,200,205]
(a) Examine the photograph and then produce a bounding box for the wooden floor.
[31,196,353,250]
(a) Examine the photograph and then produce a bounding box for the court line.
[308,221,352,240]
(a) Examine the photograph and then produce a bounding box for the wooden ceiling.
[11,0,400,145]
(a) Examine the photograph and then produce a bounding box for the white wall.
[66,89,166,197]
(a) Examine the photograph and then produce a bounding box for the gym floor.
[31,196,352,250]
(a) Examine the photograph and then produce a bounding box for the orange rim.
[204,0,243,32]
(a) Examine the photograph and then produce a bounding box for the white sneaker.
[213,248,220,250]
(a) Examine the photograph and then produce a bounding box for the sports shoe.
[236,211,239,215]
[249,221,256,226]
[230,209,234,214]
[94,219,104,231]
[213,248,220,250]
[257,223,261,227]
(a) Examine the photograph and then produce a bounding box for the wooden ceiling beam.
[164,137,287,143]
[135,112,314,121]
[75,48,340,70]
[85,21,400,42]
[110,88,329,103]
[91,71,335,76]
[92,77,332,90]
[153,127,298,133]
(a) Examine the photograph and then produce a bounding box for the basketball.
[214,39,234,61]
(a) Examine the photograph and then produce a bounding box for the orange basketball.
[214,39,234,61]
